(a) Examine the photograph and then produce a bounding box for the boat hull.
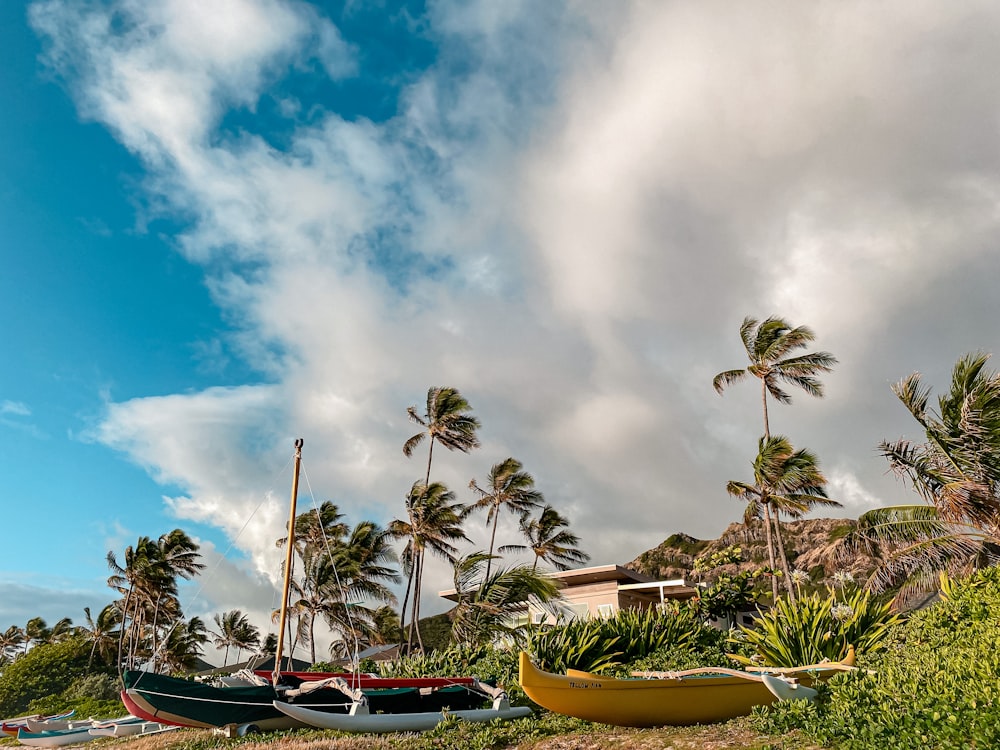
[123,670,490,730]
[518,652,848,727]
[272,700,532,733]
[16,727,97,748]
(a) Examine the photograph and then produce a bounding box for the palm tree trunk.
[761,381,770,439]
[116,586,134,678]
[761,504,779,602]
[398,557,414,652]
[309,611,317,664]
[425,440,435,487]
[771,513,797,606]
[485,511,499,581]
[411,552,425,652]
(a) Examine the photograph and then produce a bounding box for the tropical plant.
[713,316,838,438]
[691,546,768,627]
[80,604,120,667]
[106,529,202,672]
[751,568,1000,749]
[449,552,561,647]
[469,458,544,580]
[211,610,259,666]
[727,435,840,604]
[389,481,470,652]
[500,504,590,572]
[399,387,480,654]
[0,625,24,663]
[850,352,1000,603]
[714,316,837,601]
[730,587,900,668]
[158,616,207,673]
[403,386,482,487]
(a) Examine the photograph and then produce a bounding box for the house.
[439,563,698,625]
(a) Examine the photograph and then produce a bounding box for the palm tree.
[0,625,24,662]
[159,617,208,673]
[388,481,470,652]
[211,610,258,666]
[727,435,839,604]
[714,316,837,600]
[276,501,349,559]
[82,605,120,667]
[449,552,561,647]
[713,316,838,438]
[850,353,1000,602]
[403,387,481,486]
[469,457,544,580]
[499,505,591,571]
[107,530,203,671]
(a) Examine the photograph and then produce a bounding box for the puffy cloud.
[29,0,1000,625]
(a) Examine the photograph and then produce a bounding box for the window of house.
[597,603,614,618]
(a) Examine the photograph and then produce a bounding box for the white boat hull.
[272,699,531,733]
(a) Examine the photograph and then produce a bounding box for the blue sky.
[4,0,1000,658]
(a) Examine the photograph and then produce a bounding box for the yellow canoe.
[518,649,855,727]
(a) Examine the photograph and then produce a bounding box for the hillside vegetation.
[628,518,882,591]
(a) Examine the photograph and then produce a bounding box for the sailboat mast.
[273,438,304,685]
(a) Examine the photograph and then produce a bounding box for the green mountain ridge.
[626,517,883,589]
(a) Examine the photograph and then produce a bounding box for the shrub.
[0,637,101,716]
[752,568,1000,749]
[731,588,900,667]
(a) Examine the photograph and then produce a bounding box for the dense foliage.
[0,636,117,716]
[730,587,901,667]
[752,568,1000,749]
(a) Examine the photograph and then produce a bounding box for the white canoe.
[272,699,531,733]
[16,726,98,747]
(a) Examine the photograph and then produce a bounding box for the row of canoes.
[2,712,176,747]
[0,647,855,741]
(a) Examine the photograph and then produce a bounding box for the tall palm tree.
[714,316,837,600]
[469,457,544,580]
[850,353,1000,602]
[388,481,470,652]
[107,530,202,672]
[403,387,481,486]
[499,505,591,571]
[713,316,837,438]
[276,501,349,559]
[727,435,839,604]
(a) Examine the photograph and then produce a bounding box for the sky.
[3,0,1000,662]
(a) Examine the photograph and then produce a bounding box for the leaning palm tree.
[403,387,482,486]
[469,457,544,580]
[713,316,838,438]
[849,353,1000,603]
[500,505,591,571]
[211,610,255,666]
[388,481,470,652]
[727,435,839,604]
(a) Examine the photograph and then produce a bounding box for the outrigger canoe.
[518,648,855,727]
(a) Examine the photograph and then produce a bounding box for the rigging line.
[132,450,297,685]
[298,460,364,676]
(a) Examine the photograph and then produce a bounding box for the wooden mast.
[273,438,304,685]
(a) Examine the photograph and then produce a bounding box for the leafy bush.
[528,605,714,673]
[752,568,1000,749]
[0,637,105,716]
[731,588,900,667]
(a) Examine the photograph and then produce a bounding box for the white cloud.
[1,401,31,416]
[30,0,1000,622]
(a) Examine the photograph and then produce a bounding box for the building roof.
[438,564,661,601]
